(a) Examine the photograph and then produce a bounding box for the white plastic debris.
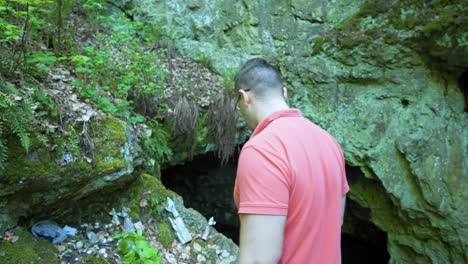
[201,217,216,241]
[165,197,192,244]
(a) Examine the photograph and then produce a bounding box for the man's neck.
[253,99,290,127]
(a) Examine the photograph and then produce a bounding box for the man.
[234,58,349,264]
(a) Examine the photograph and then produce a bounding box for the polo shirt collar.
[251,108,302,137]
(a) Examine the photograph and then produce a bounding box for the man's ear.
[239,89,251,104]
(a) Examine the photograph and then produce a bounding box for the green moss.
[157,221,175,248]
[338,33,373,49]
[0,227,59,263]
[311,37,326,55]
[127,173,177,220]
[4,137,93,184]
[91,115,128,172]
[141,173,175,202]
[84,256,108,264]
[383,33,399,45]
[4,115,128,184]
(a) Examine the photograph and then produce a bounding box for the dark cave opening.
[161,152,240,243]
[161,154,390,263]
[342,198,390,264]
[458,69,467,112]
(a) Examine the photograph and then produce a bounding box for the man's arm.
[238,214,287,264]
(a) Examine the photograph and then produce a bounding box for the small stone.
[54,245,66,252]
[99,248,106,255]
[180,252,189,260]
[165,252,177,264]
[221,250,229,258]
[184,246,191,254]
[103,253,108,258]
[87,231,99,244]
[107,237,114,242]
[86,249,95,255]
[193,242,202,252]
[75,241,84,249]
[197,254,206,262]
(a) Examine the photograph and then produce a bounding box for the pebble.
[193,242,202,252]
[180,252,189,260]
[99,248,106,255]
[75,241,84,249]
[197,254,206,262]
[184,245,191,254]
[87,231,99,244]
[165,252,177,264]
[221,250,229,258]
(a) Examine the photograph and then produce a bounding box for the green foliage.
[26,51,59,78]
[114,230,162,264]
[0,90,34,169]
[0,0,172,171]
[141,120,173,170]
[33,89,57,117]
[148,196,164,216]
[70,14,167,121]
[0,0,56,74]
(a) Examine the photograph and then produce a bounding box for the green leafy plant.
[70,13,167,120]
[0,91,34,169]
[141,120,173,171]
[114,230,162,264]
[33,89,57,117]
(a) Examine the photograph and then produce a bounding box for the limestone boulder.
[126,0,468,262]
[0,115,142,231]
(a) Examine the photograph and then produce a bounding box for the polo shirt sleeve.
[236,145,289,215]
[339,147,350,195]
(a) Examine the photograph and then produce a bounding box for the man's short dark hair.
[235,58,283,99]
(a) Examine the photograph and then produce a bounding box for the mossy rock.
[157,221,175,249]
[0,114,132,231]
[3,115,127,185]
[128,173,177,220]
[0,227,59,263]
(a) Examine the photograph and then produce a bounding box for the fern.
[0,91,35,169]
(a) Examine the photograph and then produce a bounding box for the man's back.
[235,109,348,263]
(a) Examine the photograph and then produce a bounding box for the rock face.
[128,0,468,262]
[0,115,141,231]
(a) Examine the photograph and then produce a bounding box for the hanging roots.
[208,91,236,165]
[173,96,199,159]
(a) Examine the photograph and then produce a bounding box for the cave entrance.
[342,197,390,264]
[161,155,390,263]
[161,152,240,243]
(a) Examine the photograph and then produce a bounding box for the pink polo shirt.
[234,108,348,264]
